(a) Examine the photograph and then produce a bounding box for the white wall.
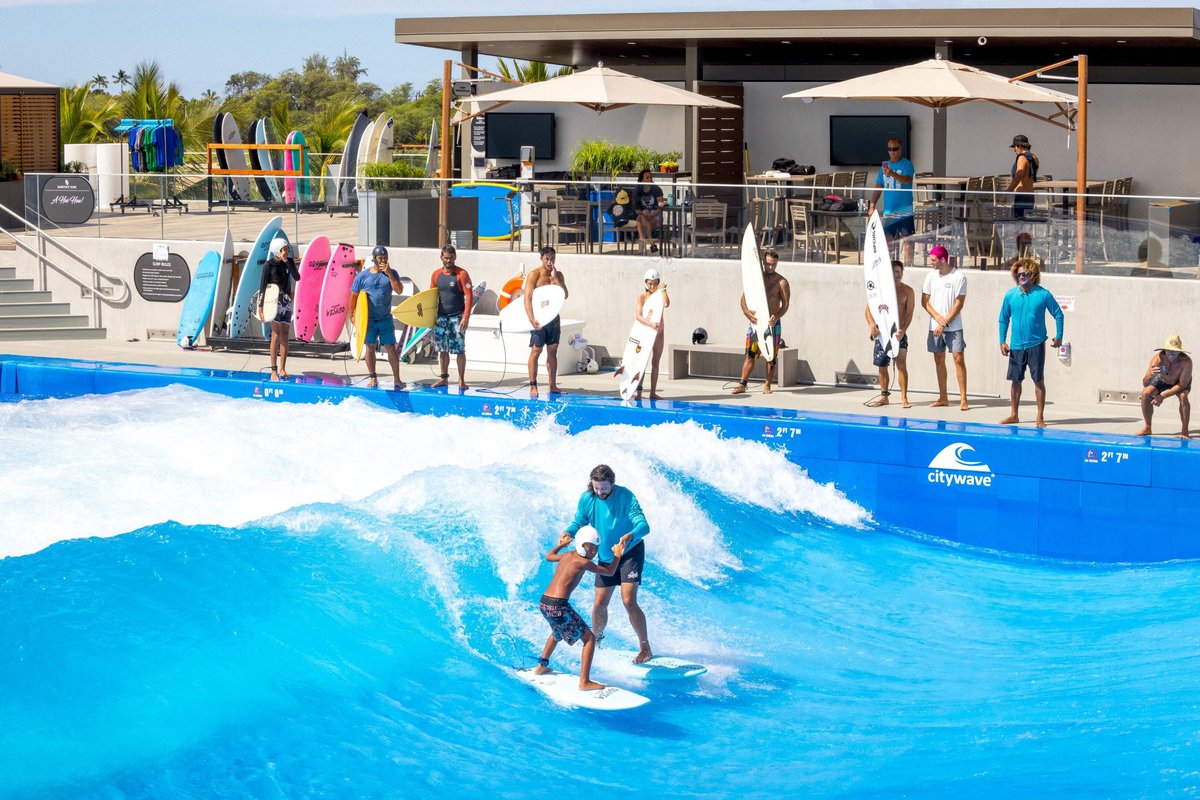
[744,82,1200,200]
[19,236,1198,407]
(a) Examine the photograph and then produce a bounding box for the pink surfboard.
[292,235,331,342]
[318,243,358,343]
[284,130,298,204]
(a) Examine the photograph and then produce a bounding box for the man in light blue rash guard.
[997,256,1064,428]
[562,464,653,663]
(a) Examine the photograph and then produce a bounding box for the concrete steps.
[0,273,106,342]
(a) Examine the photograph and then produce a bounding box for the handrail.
[0,201,131,328]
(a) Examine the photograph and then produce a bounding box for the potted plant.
[0,160,25,228]
[659,160,679,174]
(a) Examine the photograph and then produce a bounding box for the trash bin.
[588,188,616,243]
[450,229,477,250]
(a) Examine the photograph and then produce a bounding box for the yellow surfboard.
[391,287,440,328]
[353,290,369,362]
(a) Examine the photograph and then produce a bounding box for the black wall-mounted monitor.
[484,112,556,160]
[829,115,911,166]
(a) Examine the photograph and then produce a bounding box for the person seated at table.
[1009,134,1039,219]
[633,169,666,255]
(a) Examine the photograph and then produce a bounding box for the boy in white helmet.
[534,529,632,690]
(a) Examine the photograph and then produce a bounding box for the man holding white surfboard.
[349,246,406,390]
[428,244,473,389]
[732,248,791,395]
[865,259,915,408]
[562,464,654,664]
[523,246,570,398]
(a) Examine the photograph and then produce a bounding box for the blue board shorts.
[883,214,915,239]
[539,595,587,645]
[433,314,465,355]
[872,334,909,368]
[1007,342,1047,382]
[364,318,397,347]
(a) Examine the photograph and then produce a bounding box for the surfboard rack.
[206,337,349,358]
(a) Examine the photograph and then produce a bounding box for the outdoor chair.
[505,190,539,252]
[788,199,833,262]
[546,198,592,253]
[690,200,736,257]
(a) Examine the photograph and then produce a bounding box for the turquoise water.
[2,387,1200,798]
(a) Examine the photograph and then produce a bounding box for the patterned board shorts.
[539,595,587,645]
[433,314,464,354]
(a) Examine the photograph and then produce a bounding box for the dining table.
[809,208,867,264]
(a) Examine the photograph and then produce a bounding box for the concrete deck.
[0,335,1160,441]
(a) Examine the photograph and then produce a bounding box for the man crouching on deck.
[535,530,632,690]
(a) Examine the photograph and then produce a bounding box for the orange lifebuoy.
[497,275,525,311]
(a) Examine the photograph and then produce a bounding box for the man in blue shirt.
[997,257,1064,427]
[868,137,915,265]
[562,464,653,663]
[350,245,406,389]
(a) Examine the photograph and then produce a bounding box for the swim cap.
[644,268,660,282]
[271,237,288,255]
[574,527,600,557]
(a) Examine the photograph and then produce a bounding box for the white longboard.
[863,211,901,359]
[618,289,666,401]
[514,668,650,711]
[497,283,565,333]
[740,225,775,363]
[614,652,708,681]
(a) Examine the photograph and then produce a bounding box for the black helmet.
[371,245,388,263]
[692,327,708,345]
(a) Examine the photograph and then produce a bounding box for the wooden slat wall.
[695,83,744,213]
[0,93,59,173]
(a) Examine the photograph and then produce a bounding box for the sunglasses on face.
[887,147,901,152]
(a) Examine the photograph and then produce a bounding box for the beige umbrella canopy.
[784,57,1076,123]
[476,63,740,114]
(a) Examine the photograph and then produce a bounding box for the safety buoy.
[497,275,525,311]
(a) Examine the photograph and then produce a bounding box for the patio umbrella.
[782,57,1077,115]
[474,63,740,114]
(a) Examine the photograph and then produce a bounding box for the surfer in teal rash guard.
[562,464,654,664]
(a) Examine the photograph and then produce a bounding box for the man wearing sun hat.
[1136,334,1192,438]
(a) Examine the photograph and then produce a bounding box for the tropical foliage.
[496,59,573,83]
[569,139,681,178]
[60,82,120,145]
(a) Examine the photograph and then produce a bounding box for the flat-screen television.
[484,112,556,160]
[829,115,911,166]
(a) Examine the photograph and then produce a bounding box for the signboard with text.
[134,252,190,302]
[40,175,95,226]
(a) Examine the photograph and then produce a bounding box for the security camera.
[977,36,988,46]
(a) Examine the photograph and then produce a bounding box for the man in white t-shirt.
[921,245,969,410]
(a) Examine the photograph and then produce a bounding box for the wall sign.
[134,252,190,302]
[40,175,95,226]
[471,116,486,152]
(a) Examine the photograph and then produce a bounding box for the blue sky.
[2,0,1196,97]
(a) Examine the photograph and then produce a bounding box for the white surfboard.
[618,289,666,401]
[611,652,708,681]
[863,211,902,360]
[514,668,650,711]
[498,284,565,333]
[356,119,377,190]
[220,113,252,203]
[740,225,775,363]
[256,284,279,322]
[209,225,235,339]
[373,116,394,164]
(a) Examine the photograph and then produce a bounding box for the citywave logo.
[927,443,994,488]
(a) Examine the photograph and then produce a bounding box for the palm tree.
[496,60,573,83]
[111,69,131,90]
[90,74,109,92]
[60,82,119,144]
[304,97,362,201]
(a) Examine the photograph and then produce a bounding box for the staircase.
[0,245,105,341]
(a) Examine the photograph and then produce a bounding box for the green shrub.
[0,161,21,182]
[360,160,426,192]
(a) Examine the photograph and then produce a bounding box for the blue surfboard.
[229,215,286,339]
[176,250,221,348]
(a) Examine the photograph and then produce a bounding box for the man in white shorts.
[921,245,969,410]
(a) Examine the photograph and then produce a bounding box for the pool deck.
[0,335,1160,440]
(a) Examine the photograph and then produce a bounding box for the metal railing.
[0,200,131,328]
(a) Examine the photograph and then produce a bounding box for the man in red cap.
[921,244,969,410]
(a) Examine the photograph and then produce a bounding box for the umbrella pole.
[439,59,453,248]
[1075,55,1088,275]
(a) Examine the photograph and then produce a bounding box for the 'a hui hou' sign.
[40,175,95,226]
